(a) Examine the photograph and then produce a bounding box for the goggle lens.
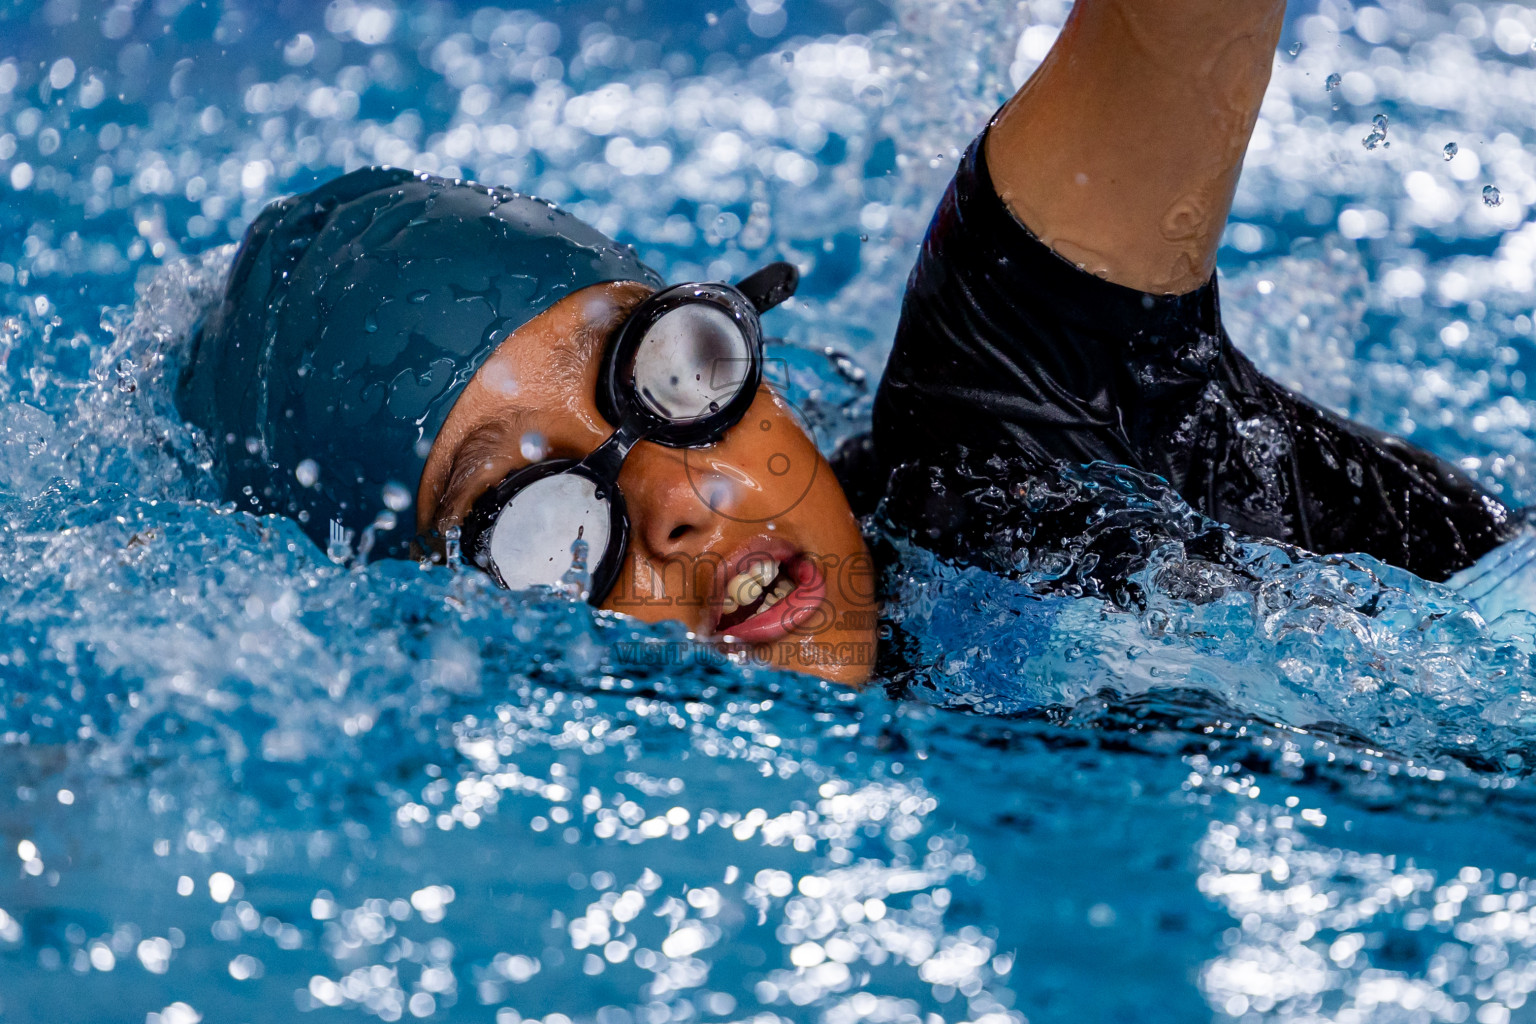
[626,303,754,422]
[486,473,612,591]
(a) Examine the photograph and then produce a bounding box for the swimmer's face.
[418,281,878,686]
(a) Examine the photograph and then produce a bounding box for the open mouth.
[712,548,826,643]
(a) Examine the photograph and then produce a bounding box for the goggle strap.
[577,422,644,486]
[734,261,799,314]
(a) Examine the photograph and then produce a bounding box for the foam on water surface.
[5,0,1536,1021]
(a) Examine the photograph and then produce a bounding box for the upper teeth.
[721,558,780,614]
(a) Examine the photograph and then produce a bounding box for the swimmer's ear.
[735,261,799,314]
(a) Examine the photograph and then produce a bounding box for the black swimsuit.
[846,129,1515,583]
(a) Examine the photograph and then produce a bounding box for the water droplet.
[558,526,591,600]
[1443,142,1458,161]
[824,347,867,385]
[295,458,320,488]
[356,509,398,565]
[114,357,137,393]
[1325,73,1341,92]
[382,482,412,512]
[1288,41,1303,56]
[519,432,547,462]
[1483,184,1502,207]
[443,525,461,566]
[1362,113,1389,151]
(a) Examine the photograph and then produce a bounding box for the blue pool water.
[5,0,1536,1021]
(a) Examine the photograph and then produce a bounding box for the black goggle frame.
[457,262,799,604]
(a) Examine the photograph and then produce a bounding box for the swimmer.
[178,0,1524,686]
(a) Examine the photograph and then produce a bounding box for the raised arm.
[986,0,1288,295]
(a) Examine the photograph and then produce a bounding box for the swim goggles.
[455,261,800,604]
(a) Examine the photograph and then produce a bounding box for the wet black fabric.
[866,132,1516,582]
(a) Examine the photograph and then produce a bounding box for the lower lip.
[716,555,827,644]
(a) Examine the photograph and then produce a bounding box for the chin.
[796,643,878,686]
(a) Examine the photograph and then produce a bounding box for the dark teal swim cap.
[178,167,664,560]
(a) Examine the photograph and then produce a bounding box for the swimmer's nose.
[620,443,721,557]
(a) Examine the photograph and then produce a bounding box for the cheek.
[685,407,822,523]
[600,548,714,627]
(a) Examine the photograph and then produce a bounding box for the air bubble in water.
[1362,113,1388,151]
[1325,73,1341,92]
[1483,185,1502,207]
[1288,41,1302,56]
[115,358,137,393]
[295,458,320,488]
[355,511,397,564]
[1443,142,1459,161]
[519,432,547,461]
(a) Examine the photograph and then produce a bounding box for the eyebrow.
[441,416,532,509]
[438,287,653,519]
[546,288,649,385]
